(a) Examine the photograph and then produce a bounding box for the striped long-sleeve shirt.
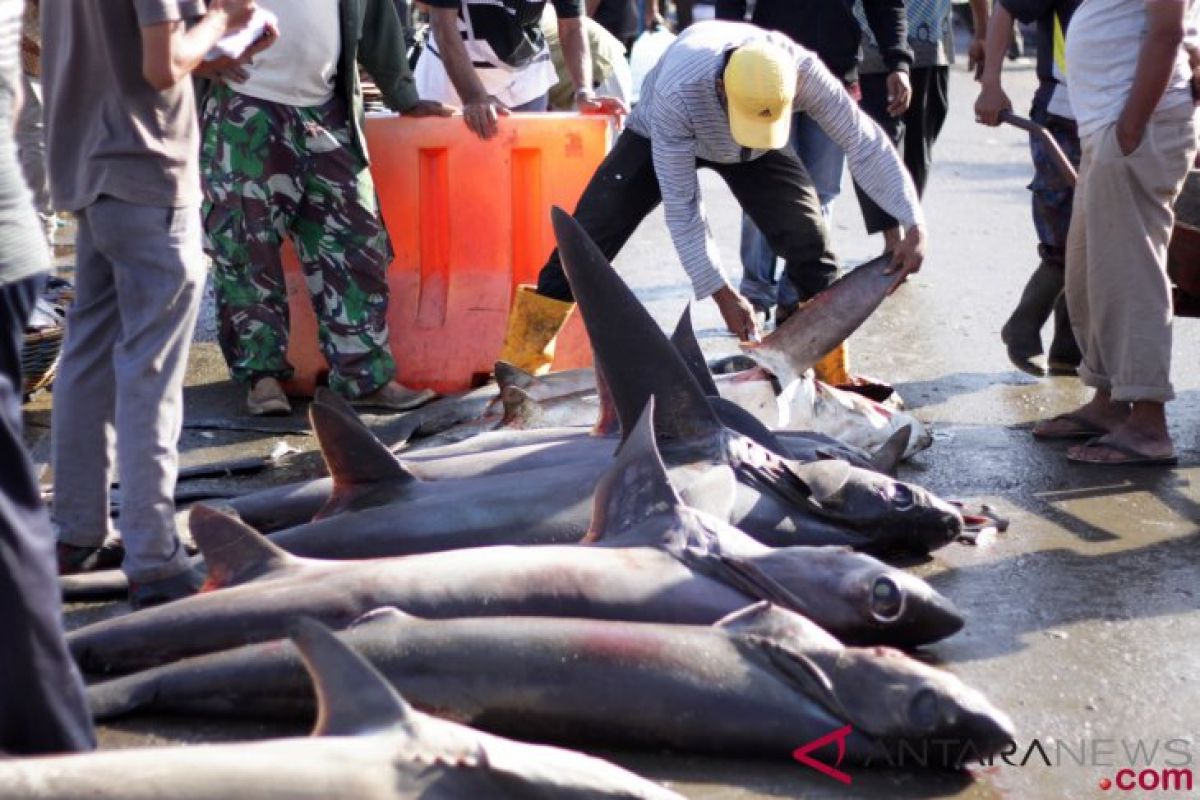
[626,20,925,300]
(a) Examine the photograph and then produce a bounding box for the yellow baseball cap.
[724,40,795,150]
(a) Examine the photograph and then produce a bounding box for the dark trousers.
[0,275,95,755]
[537,129,838,303]
[854,65,950,233]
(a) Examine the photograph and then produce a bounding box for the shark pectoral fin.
[715,601,841,650]
[870,425,911,474]
[289,618,414,738]
[584,399,685,544]
[310,387,417,518]
[670,305,720,397]
[591,364,620,437]
[348,607,416,629]
[550,207,721,444]
[785,458,852,507]
[494,360,537,392]
[189,505,296,589]
[499,385,544,428]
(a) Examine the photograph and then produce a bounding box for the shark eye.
[869,576,905,622]
[908,688,940,732]
[890,483,914,511]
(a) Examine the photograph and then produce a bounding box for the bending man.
[500,20,926,373]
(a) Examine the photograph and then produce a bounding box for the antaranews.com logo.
[791,726,1196,791]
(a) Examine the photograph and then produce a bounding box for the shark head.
[742,546,964,648]
[823,645,1016,765]
[773,456,964,554]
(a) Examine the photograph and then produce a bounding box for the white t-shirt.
[1065,0,1193,138]
[234,0,342,108]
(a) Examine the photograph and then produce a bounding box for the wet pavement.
[36,59,1200,800]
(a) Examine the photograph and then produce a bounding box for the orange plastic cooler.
[280,113,610,395]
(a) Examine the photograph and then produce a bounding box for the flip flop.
[1031,412,1107,441]
[1066,437,1178,467]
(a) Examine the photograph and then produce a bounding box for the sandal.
[1067,437,1178,467]
[1031,412,1108,441]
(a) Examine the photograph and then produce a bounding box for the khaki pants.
[1066,107,1196,403]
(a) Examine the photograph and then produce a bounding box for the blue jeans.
[739,114,845,309]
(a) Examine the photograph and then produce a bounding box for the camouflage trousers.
[1028,104,1082,268]
[201,84,396,397]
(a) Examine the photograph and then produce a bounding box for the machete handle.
[1000,111,1078,187]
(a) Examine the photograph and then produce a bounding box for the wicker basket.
[22,324,64,396]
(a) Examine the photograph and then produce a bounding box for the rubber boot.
[498,285,575,375]
[1047,293,1081,375]
[1000,256,1064,376]
[813,342,850,385]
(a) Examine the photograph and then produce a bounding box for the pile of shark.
[2,210,1015,798]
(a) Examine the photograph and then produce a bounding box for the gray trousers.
[52,198,202,583]
[15,72,50,219]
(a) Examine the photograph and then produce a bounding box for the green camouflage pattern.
[201,84,396,397]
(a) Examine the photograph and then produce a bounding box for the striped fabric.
[626,20,924,300]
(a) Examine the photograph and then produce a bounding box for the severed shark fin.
[584,399,685,543]
[190,505,296,590]
[310,387,417,518]
[743,253,897,381]
[290,618,415,738]
[551,207,721,443]
[669,305,720,397]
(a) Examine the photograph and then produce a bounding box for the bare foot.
[1067,401,1175,464]
[1033,392,1129,439]
[1067,425,1176,465]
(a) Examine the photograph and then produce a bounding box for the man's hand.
[968,36,986,80]
[1115,113,1145,156]
[886,70,911,117]
[462,96,510,140]
[577,93,629,124]
[712,285,761,342]
[195,19,276,82]
[883,224,926,294]
[209,0,256,33]
[974,81,1011,126]
[403,99,455,118]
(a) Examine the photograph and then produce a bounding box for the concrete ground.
[35,59,1199,800]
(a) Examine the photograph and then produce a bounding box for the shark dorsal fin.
[584,399,684,542]
[311,388,414,487]
[669,305,720,397]
[190,505,295,590]
[493,361,537,392]
[499,385,543,428]
[551,207,721,443]
[310,388,416,518]
[290,618,413,737]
